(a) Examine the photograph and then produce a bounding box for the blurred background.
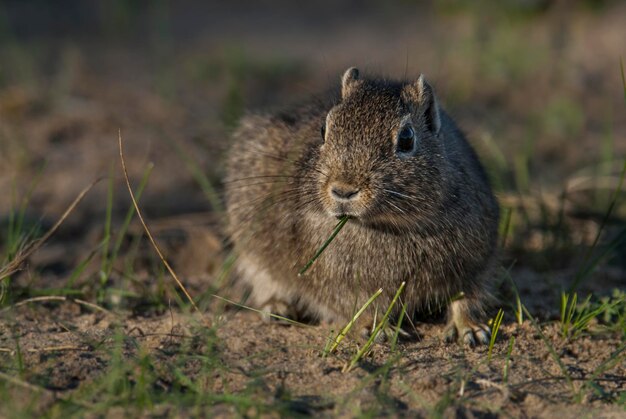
[0,0,625,309]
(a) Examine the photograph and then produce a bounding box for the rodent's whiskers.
[232,186,311,213]
[290,194,323,214]
[224,177,319,191]
[223,174,316,185]
[245,146,329,179]
[233,196,321,240]
[231,185,319,227]
[384,199,406,215]
[383,188,436,208]
[383,189,414,200]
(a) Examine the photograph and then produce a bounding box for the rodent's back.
[438,110,499,222]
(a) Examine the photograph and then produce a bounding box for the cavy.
[225,67,499,345]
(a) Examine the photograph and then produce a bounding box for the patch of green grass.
[324,287,383,356]
[559,292,618,340]
[345,281,406,372]
[523,298,624,404]
[29,327,281,416]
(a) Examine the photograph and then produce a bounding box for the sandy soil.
[1,299,624,417]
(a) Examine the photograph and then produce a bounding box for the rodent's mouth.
[334,213,356,220]
[327,211,415,235]
[326,202,364,220]
[331,212,358,221]
[329,207,362,219]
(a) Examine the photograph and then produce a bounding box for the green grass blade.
[390,301,407,354]
[566,293,578,336]
[488,308,504,361]
[560,292,568,337]
[499,206,513,249]
[65,246,102,289]
[572,294,592,327]
[209,294,312,327]
[503,266,523,324]
[326,287,383,355]
[345,281,406,372]
[299,215,350,276]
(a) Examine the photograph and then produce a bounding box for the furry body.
[225,68,499,344]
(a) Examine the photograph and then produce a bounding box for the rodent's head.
[317,67,449,229]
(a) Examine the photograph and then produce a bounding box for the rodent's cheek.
[317,182,335,213]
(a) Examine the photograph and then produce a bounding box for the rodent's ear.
[404,75,442,135]
[341,67,361,99]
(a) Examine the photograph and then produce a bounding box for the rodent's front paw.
[259,299,293,323]
[443,321,491,346]
[444,299,491,346]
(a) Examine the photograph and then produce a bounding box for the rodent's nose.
[330,183,360,201]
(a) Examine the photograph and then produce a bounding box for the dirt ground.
[1,293,624,417]
[0,1,625,417]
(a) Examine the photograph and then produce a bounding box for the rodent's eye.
[320,122,326,141]
[396,125,415,154]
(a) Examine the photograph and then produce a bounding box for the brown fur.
[224,68,500,345]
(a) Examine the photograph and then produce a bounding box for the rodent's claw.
[462,325,491,346]
[444,323,490,346]
[443,324,458,343]
[444,300,492,346]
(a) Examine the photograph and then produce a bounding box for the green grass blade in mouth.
[298,215,350,276]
